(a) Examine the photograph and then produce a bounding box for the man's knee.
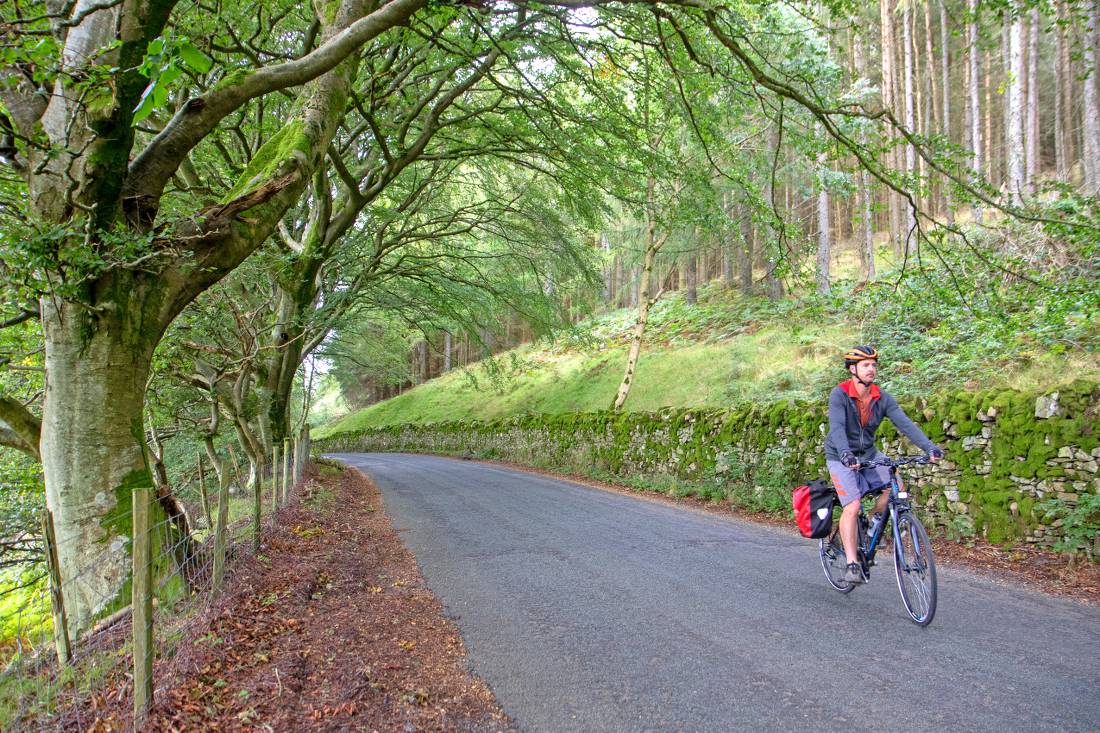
[840,501,860,518]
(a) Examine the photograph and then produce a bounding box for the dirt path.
[137,463,512,732]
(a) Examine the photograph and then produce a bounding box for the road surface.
[331,452,1100,733]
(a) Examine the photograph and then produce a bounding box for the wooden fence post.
[254,449,266,552]
[271,443,280,512]
[132,485,154,724]
[213,460,230,592]
[282,438,291,505]
[292,434,301,485]
[196,452,212,530]
[41,511,71,666]
[302,424,311,474]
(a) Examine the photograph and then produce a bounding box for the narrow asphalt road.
[331,453,1100,733]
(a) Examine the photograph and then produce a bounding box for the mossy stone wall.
[317,380,1100,551]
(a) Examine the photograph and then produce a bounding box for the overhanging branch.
[0,395,41,460]
[124,0,428,209]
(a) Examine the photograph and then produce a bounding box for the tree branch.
[0,306,40,329]
[123,0,428,210]
[0,395,41,459]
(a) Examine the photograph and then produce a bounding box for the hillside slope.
[318,281,1100,438]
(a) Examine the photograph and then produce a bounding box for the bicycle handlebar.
[860,455,932,469]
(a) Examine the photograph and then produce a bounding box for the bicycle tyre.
[893,512,937,625]
[819,527,854,594]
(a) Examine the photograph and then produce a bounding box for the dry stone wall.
[318,380,1099,552]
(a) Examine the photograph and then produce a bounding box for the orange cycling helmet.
[843,345,878,368]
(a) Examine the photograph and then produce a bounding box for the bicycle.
[818,455,938,626]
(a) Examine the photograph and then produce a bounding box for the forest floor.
[65,456,1095,733]
[71,463,514,733]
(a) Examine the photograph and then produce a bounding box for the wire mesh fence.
[0,428,311,731]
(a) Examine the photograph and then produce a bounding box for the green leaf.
[132,82,158,123]
[158,64,183,86]
[178,39,213,74]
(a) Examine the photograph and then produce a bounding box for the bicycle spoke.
[906,566,930,611]
[894,514,937,625]
[820,530,854,594]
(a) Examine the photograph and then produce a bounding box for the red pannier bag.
[792,479,836,539]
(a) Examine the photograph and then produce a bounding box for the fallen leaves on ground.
[65,465,513,733]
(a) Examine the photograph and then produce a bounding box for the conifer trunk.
[940,0,954,221]
[880,0,903,248]
[1006,10,1026,203]
[968,0,983,181]
[901,1,918,254]
[816,162,831,293]
[1026,8,1040,192]
[1054,1,1072,180]
[1083,0,1100,192]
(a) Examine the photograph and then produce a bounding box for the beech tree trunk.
[12,0,392,634]
[40,294,160,631]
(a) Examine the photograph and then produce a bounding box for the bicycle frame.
[859,463,920,574]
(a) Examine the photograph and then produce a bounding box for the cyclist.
[825,345,943,584]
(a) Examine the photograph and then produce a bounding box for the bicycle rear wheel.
[819,527,854,594]
[893,512,937,625]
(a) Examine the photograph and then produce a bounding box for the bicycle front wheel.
[820,527,854,594]
[893,512,937,625]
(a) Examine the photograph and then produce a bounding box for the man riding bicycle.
[825,346,943,584]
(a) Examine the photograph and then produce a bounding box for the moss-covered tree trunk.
[263,292,312,448]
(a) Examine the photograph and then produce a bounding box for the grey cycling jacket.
[824,381,935,462]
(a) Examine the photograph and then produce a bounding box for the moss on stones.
[318,381,1100,550]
